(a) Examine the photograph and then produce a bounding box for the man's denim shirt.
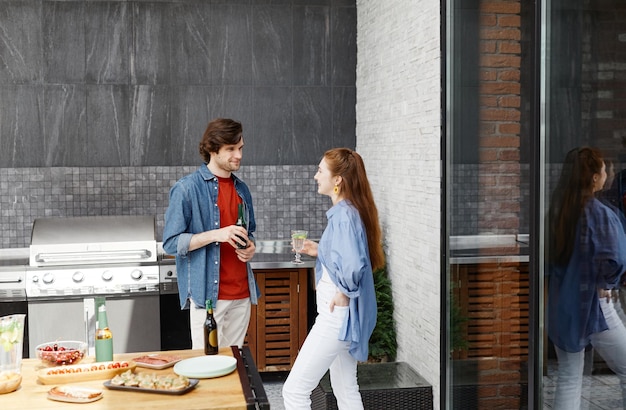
[162,164,260,310]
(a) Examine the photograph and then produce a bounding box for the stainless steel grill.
[24,215,161,357]
[26,216,159,298]
[29,215,157,267]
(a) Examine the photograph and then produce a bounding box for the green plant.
[368,265,397,362]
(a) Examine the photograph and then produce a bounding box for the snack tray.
[37,361,137,385]
[103,379,199,395]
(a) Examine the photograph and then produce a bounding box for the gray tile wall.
[0,165,328,248]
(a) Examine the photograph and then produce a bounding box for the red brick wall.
[478,1,522,233]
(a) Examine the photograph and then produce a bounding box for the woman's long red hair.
[324,148,385,270]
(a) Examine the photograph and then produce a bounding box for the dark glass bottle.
[235,203,248,249]
[204,299,218,355]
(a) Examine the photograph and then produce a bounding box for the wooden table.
[2,346,268,410]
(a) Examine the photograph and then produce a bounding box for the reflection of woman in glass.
[548,147,626,409]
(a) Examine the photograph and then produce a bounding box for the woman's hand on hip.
[329,292,349,312]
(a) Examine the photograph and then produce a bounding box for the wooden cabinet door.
[247,268,308,372]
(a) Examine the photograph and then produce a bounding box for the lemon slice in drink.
[0,324,20,352]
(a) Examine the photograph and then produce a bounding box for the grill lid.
[29,215,157,267]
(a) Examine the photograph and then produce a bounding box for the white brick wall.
[356,0,442,408]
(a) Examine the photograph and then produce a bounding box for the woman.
[282,148,384,409]
[548,147,626,409]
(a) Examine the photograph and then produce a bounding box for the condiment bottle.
[95,297,114,362]
[204,299,218,355]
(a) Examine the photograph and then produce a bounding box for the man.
[163,118,259,349]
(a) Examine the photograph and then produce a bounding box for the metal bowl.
[35,341,87,367]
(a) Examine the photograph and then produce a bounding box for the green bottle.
[95,298,114,362]
[235,203,248,249]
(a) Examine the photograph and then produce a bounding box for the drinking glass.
[291,230,308,264]
[0,314,25,375]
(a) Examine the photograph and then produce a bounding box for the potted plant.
[368,265,397,362]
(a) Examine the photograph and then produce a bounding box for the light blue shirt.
[316,200,378,362]
[162,164,260,310]
[548,198,626,352]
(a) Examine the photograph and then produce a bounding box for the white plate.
[173,355,237,379]
[47,385,103,403]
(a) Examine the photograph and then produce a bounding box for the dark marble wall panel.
[252,6,293,86]
[130,85,171,165]
[0,0,356,168]
[209,5,253,85]
[170,86,255,165]
[85,2,129,85]
[251,0,291,5]
[87,85,130,166]
[331,86,356,148]
[0,85,43,166]
[43,2,85,84]
[131,2,172,85]
[252,87,293,164]
[293,6,329,86]
[0,1,42,84]
[169,86,212,165]
[170,2,211,85]
[293,0,330,5]
[330,5,356,86]
[294,87,330,163]
[44,85,88,166]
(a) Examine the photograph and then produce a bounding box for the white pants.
[553,297,626,409]
[189,298,251,349]
[282,269,362,410]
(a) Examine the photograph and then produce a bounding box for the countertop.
[449,234,529,264]
[158,240,316,270]
[0,242,316,270]
[0,236,528,268]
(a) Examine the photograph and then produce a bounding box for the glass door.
[445,0,626,408]
[542,0,626,409]
[445,1,535,408]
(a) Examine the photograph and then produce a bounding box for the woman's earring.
[334,185,339,194]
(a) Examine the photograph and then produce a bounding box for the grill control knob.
[72,271,84,283]
[131,269,143,280]
[42,272,55,284]
[102,270,113,281]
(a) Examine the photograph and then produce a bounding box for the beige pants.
[189,298,251,349]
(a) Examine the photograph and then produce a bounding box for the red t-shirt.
[216,176,250,300]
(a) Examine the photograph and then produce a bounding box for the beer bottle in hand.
[235,203,249,249]
[204,299,218,355]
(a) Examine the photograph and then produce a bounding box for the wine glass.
[291,230,308,264]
